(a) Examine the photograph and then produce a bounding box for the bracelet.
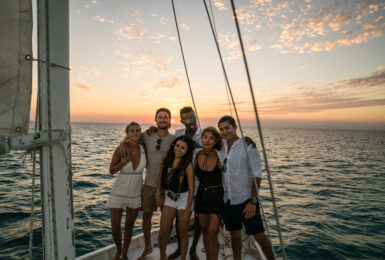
[248,198,258,205]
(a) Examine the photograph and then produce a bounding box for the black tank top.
[195,158,222,187]
[161,164,189,193]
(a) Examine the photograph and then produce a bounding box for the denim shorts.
[164,191,194,210]
[222,199,265,235]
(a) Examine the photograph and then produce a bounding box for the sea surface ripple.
[0,123,384,259]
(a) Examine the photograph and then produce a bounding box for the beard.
[157,123,169,129]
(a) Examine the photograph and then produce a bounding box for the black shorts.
[195,185,224,214]
[222,199,265,235]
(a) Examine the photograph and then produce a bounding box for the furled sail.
[0,0,32,136]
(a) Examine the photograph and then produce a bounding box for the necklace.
[201,149,214,171]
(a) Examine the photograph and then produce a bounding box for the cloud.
[271,1,385,54]
[333,69,385,90]
[218,32,262,60]
[76,83,92,92]
[258,69,385,114]
[181,23,191,31]
[160,16,168,25]
[94,16,105,23]
[214,0,385,55]
[116,23,147,40]
[78,66,100,76]
[152,77,180,89]
[116,49,172,76]
[213,0,227,11]
[299,64,310,70]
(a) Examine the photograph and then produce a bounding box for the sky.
[31,0,385,130]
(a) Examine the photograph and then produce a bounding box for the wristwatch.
[248,197,258,205]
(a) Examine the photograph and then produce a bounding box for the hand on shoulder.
[244,136,256,148]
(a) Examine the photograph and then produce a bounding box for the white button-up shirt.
[220,138,262,205]
[174,126,203,146]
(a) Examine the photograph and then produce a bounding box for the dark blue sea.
[1,122,385,259]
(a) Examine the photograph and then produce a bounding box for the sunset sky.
[32,0,385,130]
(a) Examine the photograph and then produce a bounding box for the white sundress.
[106,144,146,209]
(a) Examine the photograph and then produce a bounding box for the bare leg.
[177,210,192,260]
[206,214,220,260]
[121,207,140,260]
[137,212,154,260]
[198,213,220,260]
[168,217,180,260]
[230,230,242,260]
[189,215,200,260]
[110,208,123,260]
[158,206,177,260]
[197,213,209,258]
[254,232,275,260]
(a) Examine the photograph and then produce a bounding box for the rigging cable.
[201,0,272,244]
[229,0,287,259]
[207,0,233,117]
[170,0,201,126]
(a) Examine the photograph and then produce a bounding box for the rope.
[170,0,201,126]
[44,0,58,258]
[229,1,287,259]
[201,0,272,242]
[207,0,233,117]
[25,55,70,70]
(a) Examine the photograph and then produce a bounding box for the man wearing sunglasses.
[174,106,202,147]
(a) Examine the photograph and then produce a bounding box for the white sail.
[0,0,32,136]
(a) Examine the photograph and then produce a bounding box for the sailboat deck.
[77,228,264,260]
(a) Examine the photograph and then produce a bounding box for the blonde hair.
[123,122,140,142]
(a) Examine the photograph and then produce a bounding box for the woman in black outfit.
[156,135,195,260]
[194,127,223,260]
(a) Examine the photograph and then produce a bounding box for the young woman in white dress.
[107,122,146,260]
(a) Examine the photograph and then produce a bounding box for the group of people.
[106,106,275,260]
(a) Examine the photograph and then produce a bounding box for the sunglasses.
[181,117,196,124]
[156,138,162,150]
[222,158,227,172]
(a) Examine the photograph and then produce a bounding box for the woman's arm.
[182,163,194,222]
[109,147,130,174]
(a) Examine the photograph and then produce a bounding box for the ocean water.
[0,122,385,259]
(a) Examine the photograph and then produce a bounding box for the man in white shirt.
[218,115,274,260]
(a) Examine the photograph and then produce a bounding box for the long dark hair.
[163,135,194,172]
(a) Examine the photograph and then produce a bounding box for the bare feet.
[137,247,153,260]
[167,248,180,260]
[189,249,199,260]
[121,255,129,260]
[113,250,122,260]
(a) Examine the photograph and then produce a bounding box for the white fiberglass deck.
[77,228,265,260]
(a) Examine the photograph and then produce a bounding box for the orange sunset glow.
[30,0,385,130]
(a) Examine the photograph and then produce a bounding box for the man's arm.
[117,132,146,157]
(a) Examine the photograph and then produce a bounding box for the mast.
[38,0,75,259]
